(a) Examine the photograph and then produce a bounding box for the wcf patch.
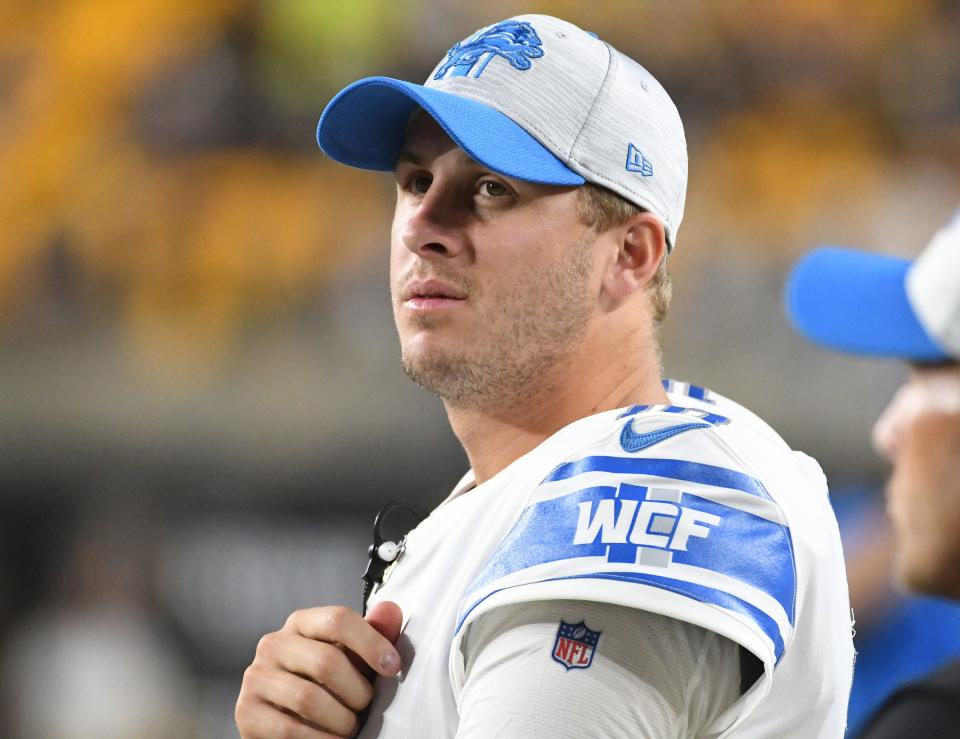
[552,620,601,671]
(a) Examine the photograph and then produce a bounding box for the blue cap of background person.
[785,211,960,362]
[316,14,688,249]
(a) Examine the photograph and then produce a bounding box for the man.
[786,213,960,737]
[236,15,853,738]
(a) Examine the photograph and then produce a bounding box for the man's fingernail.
[380,651,401,674]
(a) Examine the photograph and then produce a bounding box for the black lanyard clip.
[361,502,426,615]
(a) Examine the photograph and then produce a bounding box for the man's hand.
[236,601,403,738]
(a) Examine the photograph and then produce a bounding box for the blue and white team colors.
[360,383,854,738]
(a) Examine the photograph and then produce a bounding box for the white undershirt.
[455,600,742,738]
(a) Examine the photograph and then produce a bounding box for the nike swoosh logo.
[619,420,712,453]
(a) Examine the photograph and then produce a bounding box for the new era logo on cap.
[626,143,654,176]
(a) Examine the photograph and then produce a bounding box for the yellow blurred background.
[4,0,958,380]
[2,2,960,737]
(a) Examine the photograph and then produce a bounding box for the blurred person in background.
[787,210,960,737]
[832,489,960,735]
[236,14,853,738]
[0,504,196,739]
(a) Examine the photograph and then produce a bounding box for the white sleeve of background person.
[454,600,741,739]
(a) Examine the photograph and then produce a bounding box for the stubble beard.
[400,234,596,413]
[887,412,960,600]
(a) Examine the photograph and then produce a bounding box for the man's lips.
[405,296,464,310]
[401,279,467,307]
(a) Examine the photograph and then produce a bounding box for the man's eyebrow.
[395,150,422,166]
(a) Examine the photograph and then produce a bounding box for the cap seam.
[670,138,688,215]
[566,41,615,159]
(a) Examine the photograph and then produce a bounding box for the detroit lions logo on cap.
[434,20,544,81]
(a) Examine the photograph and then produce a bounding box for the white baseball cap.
[317,14,688,249]
[786,210,960,362]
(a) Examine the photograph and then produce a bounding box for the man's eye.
[408,174,432,194]
[480,180,507,197]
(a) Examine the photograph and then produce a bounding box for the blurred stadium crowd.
[2,1,960,736]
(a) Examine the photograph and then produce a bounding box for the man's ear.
[600,213,667,303]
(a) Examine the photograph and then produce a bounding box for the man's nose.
[400,187,468,260]
[873,388,908,462]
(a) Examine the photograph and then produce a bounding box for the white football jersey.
[359,381,854,738]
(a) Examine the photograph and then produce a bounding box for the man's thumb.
[365,600,403,645]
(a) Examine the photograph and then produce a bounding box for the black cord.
[361,502,426,615]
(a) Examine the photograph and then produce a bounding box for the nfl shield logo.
[552,620,601,671]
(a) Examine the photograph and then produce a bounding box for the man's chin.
[399,323,463,355]
[400,344,501,408]
[400,335,458,369]
[401,348,463,392]
[895,545,960,600]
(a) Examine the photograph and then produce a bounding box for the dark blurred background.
[2,1,960,736]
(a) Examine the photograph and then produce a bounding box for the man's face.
[872,364,960,598]
[389,113,602,411]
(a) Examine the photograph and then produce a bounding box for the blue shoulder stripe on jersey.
[662,378,717,405]
[585,572,784,660]
[687,384,707,400]
[456,570,785,662]
[465,482,796,629]
[544,455,772,500]
[617,404,651,418]
[617,405,729,426]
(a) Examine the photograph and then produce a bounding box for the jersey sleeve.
[449,406,797,727]
[454,599,741,739]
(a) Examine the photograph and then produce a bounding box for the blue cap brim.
[316,76,585,186]
[785,247,949,361]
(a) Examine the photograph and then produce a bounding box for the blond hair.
[576,183,672,324]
